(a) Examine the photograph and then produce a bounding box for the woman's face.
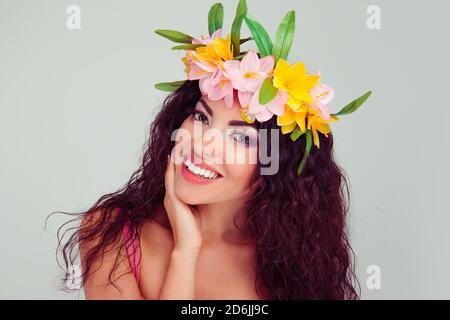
[171,95,259,205]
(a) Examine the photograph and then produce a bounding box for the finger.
[165,151,192,213]
[164,153,175,197]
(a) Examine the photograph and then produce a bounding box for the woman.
[54,0,369,300]
[55,79,359,300]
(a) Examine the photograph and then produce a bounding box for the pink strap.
[122,221,141,283]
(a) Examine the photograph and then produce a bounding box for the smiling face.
[171,95,260,205]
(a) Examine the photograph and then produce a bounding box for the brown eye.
[192,111,209,125]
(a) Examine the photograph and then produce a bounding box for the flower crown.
[154,0,372,176]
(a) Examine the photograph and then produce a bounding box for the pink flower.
[192,29,222,45]
[223,49,274,93]
[183,53,210,80]
[200,70,234,108]
[184,29,230,82]
[310,83,335,120]
[241,89,288,122]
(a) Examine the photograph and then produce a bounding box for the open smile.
[181,154,223,185]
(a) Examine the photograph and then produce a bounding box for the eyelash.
[192,110,209,125]
[191,110,251,146]
[230,129,251,145]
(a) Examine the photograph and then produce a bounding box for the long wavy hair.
[49,79,360,299]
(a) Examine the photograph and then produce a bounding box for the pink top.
[122,221,141,283]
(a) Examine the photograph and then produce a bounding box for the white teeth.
[184,158,220,179]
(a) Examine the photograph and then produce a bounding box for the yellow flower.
[181,55,191,74]
[191,33,234,71]
[307,113,339,147]
[273,59,320,110]
[277,103,339,148]
[277,104,308,133]
[240,107,256,124]
[211,33,234,61]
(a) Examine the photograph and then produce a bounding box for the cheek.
[172,119,194,158]
[224,163,257,191]
[223,143,258,192]
[223,138,259,168]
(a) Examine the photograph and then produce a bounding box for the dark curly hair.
[48,79,360,299]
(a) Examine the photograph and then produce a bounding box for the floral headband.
[154,0,372,176]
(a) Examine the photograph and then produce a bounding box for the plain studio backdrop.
[0,0,448,299]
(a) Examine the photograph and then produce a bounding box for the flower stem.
[297,130,312,176]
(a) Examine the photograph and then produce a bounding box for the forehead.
[196,96,242,119]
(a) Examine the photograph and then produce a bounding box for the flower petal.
[286,61,306,85]
[224,90,234,108]
[312,83,335,105]
[294,111,307,132]
[302,74,320,91]
[277,105,296,125]
[290,89,312,104]
[311,127,320,148]
[266,91,287,116]
[211,28,223,40]
[238,91,253,107]
[267,101,284,116]
[254,108,274,122]
[207,85,225,100]
[259,55,275,74]
[273,59,290,79]
[280,122,297,134]
[241,49,260,72]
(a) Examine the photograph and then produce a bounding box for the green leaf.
[297,130,312,176]
[208,3,224,36]
[154,29,193,43]
[259,78,279,105]
[240,36,253,45]
[231,0,248,56]
[290,127,306,142]
[233,51,248,60]
[273,11,296,63]
[332,91,372,116]
[154,80,186,92]
[244,14,273,57]
[171,43,205,50]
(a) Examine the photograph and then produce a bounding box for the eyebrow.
[198,98,259,129]
[228,120,259,129]
[199,98,213,116]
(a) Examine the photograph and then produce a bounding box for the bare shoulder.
[78,207,122,257]
[79,207,143,299]
[79,207,120,231]
[140,206,174,252]
[136,207,175,299]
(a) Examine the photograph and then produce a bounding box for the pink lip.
[180,154,223,185]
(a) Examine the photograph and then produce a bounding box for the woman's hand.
[164,153,203,252]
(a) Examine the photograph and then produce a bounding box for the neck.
[194,196,252,246]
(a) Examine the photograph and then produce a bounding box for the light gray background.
[1,0,449,299]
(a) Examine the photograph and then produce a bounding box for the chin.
[174,186,203,205]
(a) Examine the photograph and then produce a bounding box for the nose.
[192,124,224,163]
